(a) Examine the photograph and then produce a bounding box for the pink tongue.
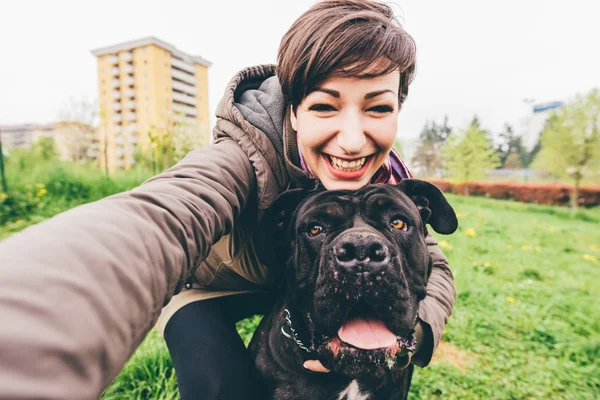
[337,316,397,350]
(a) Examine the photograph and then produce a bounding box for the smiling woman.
[0,1,454,400]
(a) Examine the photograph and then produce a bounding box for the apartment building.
[91,37,211,170]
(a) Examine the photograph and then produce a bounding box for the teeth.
[329,156,367,172]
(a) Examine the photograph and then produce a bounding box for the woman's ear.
[290,104,298,131]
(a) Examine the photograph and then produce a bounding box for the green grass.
[2,154,598,398]
[100,194,600,399]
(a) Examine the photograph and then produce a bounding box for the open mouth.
[337,302,398,350]
[323,154,373,178]
[314,302,416,375]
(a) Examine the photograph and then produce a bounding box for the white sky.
[1,0,599,145]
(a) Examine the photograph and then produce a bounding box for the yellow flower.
[464,228,477,237]
[472,261,478,266]
[0,193,7,200]
[15,219,23,224]
[456,212,467,218]
[534,246,541,251]
[438,240,453,250]
[506,297,515,304]
[36,189,47,197]
[589,244,600,253]
[521,245,531,251]
[506,244,513,249]
[483,262,491,267]
[583,254,598,262]
[35,183,45,189]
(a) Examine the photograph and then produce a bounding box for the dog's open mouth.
[314,302,416,377]
[337,303,398,350]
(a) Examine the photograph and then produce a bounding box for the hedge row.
[427,179,600,208]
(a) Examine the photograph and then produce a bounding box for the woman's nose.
[337,113,367,155]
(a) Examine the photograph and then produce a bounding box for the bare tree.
[55,97,98,163]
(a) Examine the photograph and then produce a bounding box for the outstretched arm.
[0,139,256,399]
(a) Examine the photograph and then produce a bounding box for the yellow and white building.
[91,37,211,170]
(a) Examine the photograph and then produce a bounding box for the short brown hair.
[277,0,416,110]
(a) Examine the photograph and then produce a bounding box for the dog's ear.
[396,179,458,235]
[255,188,310,267]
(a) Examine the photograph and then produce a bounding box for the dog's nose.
[334,235,389,272]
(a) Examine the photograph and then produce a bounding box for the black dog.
[250,180,458,399]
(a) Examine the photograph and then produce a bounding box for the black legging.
[164,292,276,400]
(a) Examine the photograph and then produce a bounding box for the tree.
[442,117,500,194]
[411,116,452,176]
[495,123,529,168]
[533,88,600,211]
[56,97,98,163]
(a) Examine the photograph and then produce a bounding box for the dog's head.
[257,179,457,379]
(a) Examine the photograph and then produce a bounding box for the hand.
[303,359,331,373]
[302,320,426,373]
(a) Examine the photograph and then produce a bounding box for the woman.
[0,1,455,399]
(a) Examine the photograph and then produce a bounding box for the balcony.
[122,52,133,62]
[125,112,136,122]
[111,90,121,100]
[172,92,197,106]
[125,123,137,133]
[124,88,135,98]
[114,136,124,144]
[123,76,134,86]
[171,69,196,86]
[171,57,195,74]
[124,100,135,109]
[115,159,124,167]
[110,67,120,76]
[115,148,124,156]
[110,79,120,88]
[173,103,197,116]
[123,64,133,74]
[112,103,121,111]
[173,114,198,126]
[109,55,118,64]
[112,114,122,123]
[128,136,138,144]
[172,80,197,96]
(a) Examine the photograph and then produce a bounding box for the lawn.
[2,165,599,399]
[101,194,600,400]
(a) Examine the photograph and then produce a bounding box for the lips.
[323,154,373,179]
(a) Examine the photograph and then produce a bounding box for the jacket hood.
[213,65,313,210]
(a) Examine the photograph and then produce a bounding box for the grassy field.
[1,155,599,398]
[100,194,600,400]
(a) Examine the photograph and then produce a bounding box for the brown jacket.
[0,65,455,399]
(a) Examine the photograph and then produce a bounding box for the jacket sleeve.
[412,232,456,367]
[0,139,256,400]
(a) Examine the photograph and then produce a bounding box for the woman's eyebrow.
[311,88,396,99]
[364,89,395,99]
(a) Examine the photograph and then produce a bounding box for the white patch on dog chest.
[338,380,370,400]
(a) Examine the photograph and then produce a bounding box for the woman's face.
[291,71,400,191]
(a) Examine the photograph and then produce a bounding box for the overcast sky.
[1,0,599,145]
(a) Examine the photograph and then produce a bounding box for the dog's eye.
[308,225,324,236]
[391,219,407,231]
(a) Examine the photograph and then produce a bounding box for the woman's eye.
[308,225,324,236]
[309,104,336,112]
[368,105,394,114]
[390,219,407,231]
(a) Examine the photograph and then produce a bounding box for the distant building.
[0,124,55,149]
[518,101,563,152]
[0,122,97,162]
[91,37,211,171]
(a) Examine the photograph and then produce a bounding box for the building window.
[144,72,148,77]
[144,83,149,89]
[146,108,150,114]
[143,47,148,53]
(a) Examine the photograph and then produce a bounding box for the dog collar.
[280,308,314,354]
